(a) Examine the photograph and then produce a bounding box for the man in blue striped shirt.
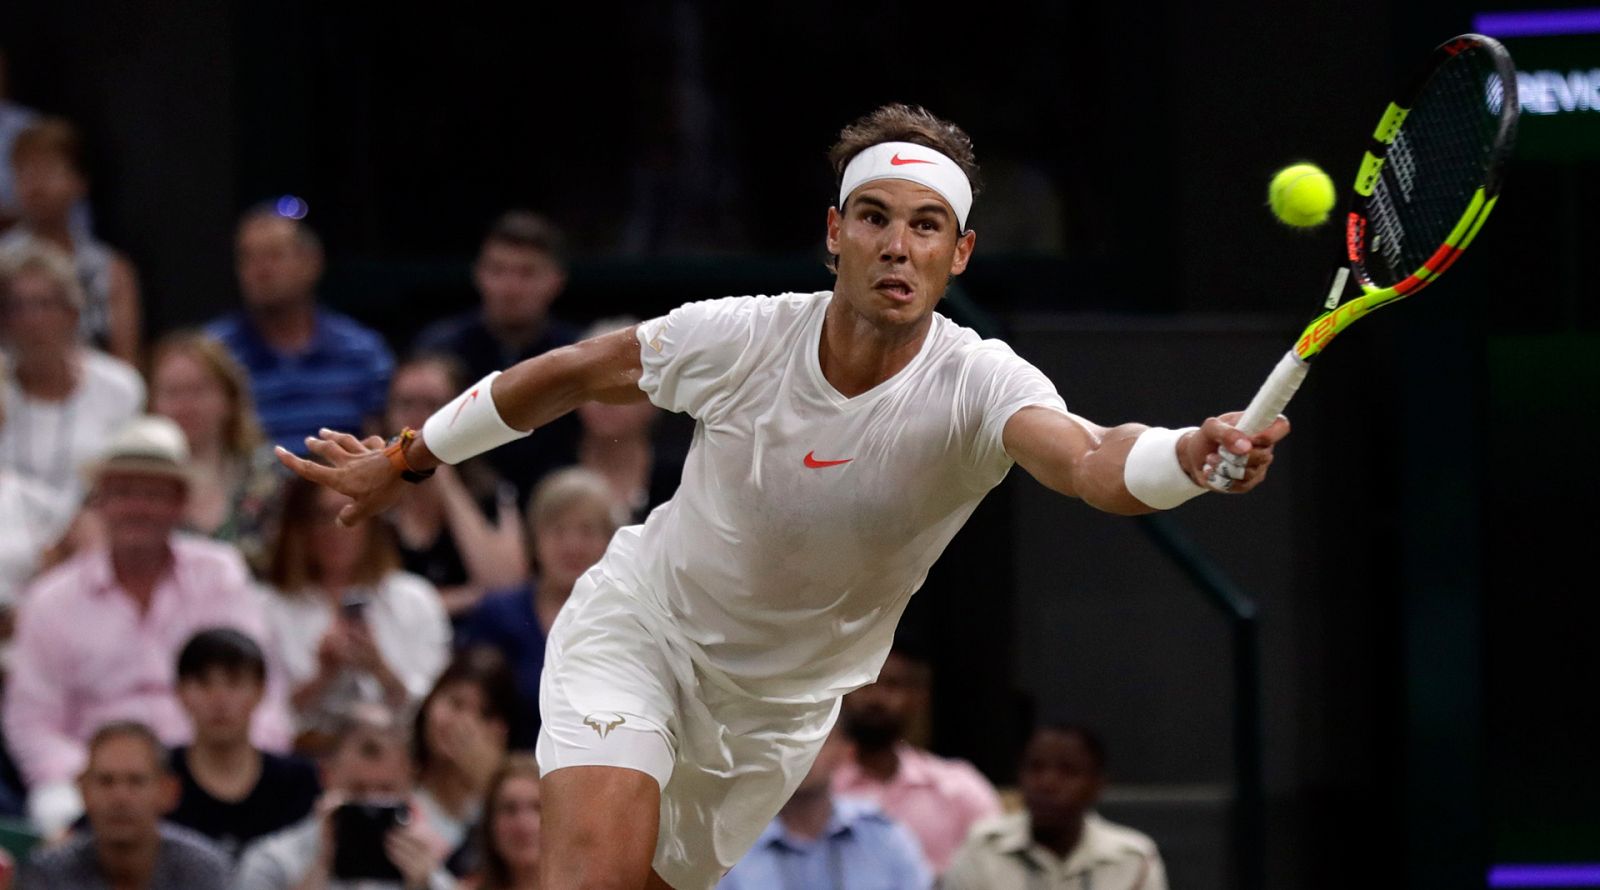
[717,729,931,890]
[207,207,393,455]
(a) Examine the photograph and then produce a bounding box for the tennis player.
[278,103,1289,890]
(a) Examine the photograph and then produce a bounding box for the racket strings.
[1365,46,1507,287]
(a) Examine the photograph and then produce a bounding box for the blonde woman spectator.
[383,353,525,620]
[454,468,618,723]
[149,331,287,573]
[261,476,450,757]
[0,241,142,502]
[462,755,543,890]
[0,117,141,362]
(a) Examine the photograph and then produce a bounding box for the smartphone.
[331,799,409,880]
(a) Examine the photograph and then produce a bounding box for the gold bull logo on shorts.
[583,712,627,739]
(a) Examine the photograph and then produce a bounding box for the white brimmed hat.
[80,415,193,489]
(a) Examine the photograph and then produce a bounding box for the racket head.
[1293,34,1519,360]
[1348,33,1519,295]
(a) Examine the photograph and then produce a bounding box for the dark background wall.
[3,1,1596,887]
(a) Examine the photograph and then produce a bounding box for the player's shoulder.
[667,291,825,323]
[926,312,1033,370]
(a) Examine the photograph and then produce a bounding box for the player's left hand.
[1182,412,1290,494]
[275,428,406,526]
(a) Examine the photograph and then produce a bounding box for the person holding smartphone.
[231,704,455,890]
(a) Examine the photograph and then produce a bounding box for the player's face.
[177,667,264,746]
[826,179,975,330]
[1018,729,1104,833]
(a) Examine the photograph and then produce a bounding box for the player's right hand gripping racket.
[1208,33,1519,490]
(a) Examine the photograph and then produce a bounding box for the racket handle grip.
[1207,350,1308,491]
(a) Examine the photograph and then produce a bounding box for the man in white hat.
[2,415,291,839]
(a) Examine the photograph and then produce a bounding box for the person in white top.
[277,103,1290,890]
[0,241,143,504]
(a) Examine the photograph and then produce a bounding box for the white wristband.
[420,372,531,465]
[1123,426,1207,510]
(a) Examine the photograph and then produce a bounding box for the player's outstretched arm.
[1002,407,1289,515]
[276,325,647,526]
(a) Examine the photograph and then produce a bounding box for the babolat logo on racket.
[1346,213,1366,264]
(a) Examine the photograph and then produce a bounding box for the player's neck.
[819,297,931,398]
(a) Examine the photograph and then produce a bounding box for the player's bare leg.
[542,765,668,890]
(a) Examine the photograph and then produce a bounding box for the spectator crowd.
[0,98,1169,890]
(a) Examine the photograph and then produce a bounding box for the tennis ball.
[1268,163,1336,228]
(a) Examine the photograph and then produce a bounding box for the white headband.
[838,141,973,230]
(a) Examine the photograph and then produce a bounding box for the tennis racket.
[1208,33,1519,491]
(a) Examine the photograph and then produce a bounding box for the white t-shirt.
[260,571,452,734]
[0,349,145,502]
[601,291,1068,701]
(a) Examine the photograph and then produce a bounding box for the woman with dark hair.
[463,754,542,890]
[260,475,451,756]
[411,645,518,873]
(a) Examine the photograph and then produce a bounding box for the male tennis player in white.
[278,103,1289,890]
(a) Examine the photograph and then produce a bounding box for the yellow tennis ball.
[1268,163,1336,228]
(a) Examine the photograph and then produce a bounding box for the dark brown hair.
[411,646,519,775]
[11,117,87,177]
[828,103,982,208]
[267,475,400,592]
[476,753,543,890]
[483,210,567,267]
[824,103,982,273]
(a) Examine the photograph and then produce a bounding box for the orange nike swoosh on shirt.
[803,451,853,469]
[889,153,935,166]
[449,388,479,427]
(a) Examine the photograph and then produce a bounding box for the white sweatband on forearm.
[1123,426,1207,510]
[420,372,532,466]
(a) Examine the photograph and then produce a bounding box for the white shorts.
[535,568,840,890]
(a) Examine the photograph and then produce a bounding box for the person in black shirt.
[411,210,582,504]
[167,628,320,860]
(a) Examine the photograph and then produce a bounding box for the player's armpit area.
[1002,407,1153,515]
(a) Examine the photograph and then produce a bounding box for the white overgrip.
[1206,350,1308,491]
